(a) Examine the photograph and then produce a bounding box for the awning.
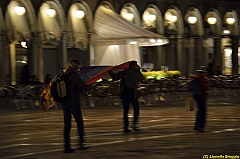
[91,6,168,46]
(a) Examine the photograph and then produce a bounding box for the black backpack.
[51,72,74,103]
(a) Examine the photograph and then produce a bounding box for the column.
[183,37,190,76]
[176,35,183,74]
[168,38,176,70]
[27,33,38,77]
[0,32,4,86]
[156,46,164,70]
[214,37,222,70]
[231,36,239,75]
[62,32,68,67]
[10,43,16,85]
[194,37,203,69]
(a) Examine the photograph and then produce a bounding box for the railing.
[0,75,239,109]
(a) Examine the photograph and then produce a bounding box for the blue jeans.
[194,97,207,129]
[122,97,139,129]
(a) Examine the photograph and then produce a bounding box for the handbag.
[185,96,196,112]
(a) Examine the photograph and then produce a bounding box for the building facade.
[0,0,239,86]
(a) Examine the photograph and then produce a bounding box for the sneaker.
[64,148,75,153]
[123,129,132,133]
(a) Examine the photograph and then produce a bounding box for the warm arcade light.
[188,16,197,24]
[226,17,235,25]
[21,41,27,48]
[150,39,156,43]
[130,41,137,44]
[207,17,217,25]
[148,14,156,22]
[75,10,85,19]
[14,6,26,15]
[223,30,230,34]
[47,8,56,18]
[124,12,134,20]
[167,15,177,23]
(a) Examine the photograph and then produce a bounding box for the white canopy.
[90,5,168,66]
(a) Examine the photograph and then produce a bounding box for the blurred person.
[207,58,215,76]
[109,61,143,133]
[44,74,52,85]
[30,74,42,85]
[21,64,30,85]
[61,58,90,153]
[214,66,222,76]
[193,66,209,133]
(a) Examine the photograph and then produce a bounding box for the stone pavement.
[0,97,239,159]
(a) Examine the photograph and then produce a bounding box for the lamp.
[14,6,26,15]
[188,16,197,24]
[75,10,85,19]
[124,12,134,20]
[223,30,230,34]
[21,41,27,48]
[207,17,217,25]
[226,17,235,25]
[166,14,177,23]
[47,8,56,18]
[148,14,156,22]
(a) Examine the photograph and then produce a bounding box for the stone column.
[176,35,183,74]
[157,46,166,70]
[27,33,38,77]
[183,37,190,76]
[10,42,16,85]
[0,32,4,86]
[214,37,222,70]
[168,38,176,70]
[61,32,68,68]
[194,37,203,69]
[231,36,239,75]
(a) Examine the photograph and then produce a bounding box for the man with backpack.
[109,61,143,133]
[54,58,90,153]
[192,66,209,133]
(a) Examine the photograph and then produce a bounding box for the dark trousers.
[195,97,207,129]
[63,105,84,149]
[122,97,139,129]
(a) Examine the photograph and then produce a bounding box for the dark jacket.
[61,69,90,108]
[193,75,208,98]
[109,68,143,94]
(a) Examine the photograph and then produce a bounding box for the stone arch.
[142,4,164,34]
[67,0,93,50]
[37,0,66,44]
[120,3,141,26]
[98,1,115,11]
[223,10,239,36]
[164,5,184,35]
[204,9,222,36]
[71,0,93,33]
[184,7,204,36]
[5,0,36,42]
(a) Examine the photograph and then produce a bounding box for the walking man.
[109,61,143,133]
[61,58,90,153]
